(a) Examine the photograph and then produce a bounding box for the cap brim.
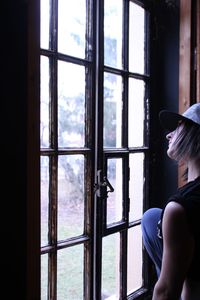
[159,110,186,131]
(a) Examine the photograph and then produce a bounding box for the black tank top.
[157,176,200,280]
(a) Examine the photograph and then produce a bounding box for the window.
[40,0,151,299]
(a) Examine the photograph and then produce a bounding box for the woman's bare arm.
[152,201,194,300]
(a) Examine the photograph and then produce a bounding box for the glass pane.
[41,156,49,247]
[104,73,122,148]
[41,254,48,300]
[129,153,144,222]
[129,2,145,74]
[107,159,123,224]
[102,233,120,299]
[127,226,143,294]
[40,56,50,148]
[58,155,84,240]
[40,0,50,49]
[128,78,145,147]
[104,0,123,68]
[58,61,85,147]
[58,0,86,58]
[57,245,83,299]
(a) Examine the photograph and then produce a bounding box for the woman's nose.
[166,131,172,140]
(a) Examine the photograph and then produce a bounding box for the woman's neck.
[187,159,200,182]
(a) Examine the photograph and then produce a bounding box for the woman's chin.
[167,149,176,160]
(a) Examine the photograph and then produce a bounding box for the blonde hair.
[172,121,200,162]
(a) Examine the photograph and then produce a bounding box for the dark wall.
[150,1,180,207]
[0,2,28,299]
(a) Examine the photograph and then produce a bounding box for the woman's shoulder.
[163,201,186,223]
[162,201,193,242]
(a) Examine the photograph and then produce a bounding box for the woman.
[141,103,200,299]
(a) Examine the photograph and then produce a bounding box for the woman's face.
[166,122,184,160]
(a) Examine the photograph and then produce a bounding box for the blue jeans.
[141,208,163,278]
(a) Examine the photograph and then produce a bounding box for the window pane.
[127,226,143,294]
[128,78,145,147]
[57,245,84,299]
[40,56,50,148]
[40,0,50,49]
[104,73,122,148]
[41,156,49,247]
[107,159,123,224]
[58,0,86,58]
[104,0,123,68]
[129,153,144,222]
[129,2,145,74]
[58,61,85,147]
[102,233,120,299]
[58,155,84,240]
[41,254,48,300]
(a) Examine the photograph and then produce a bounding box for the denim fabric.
[141,208,163,277]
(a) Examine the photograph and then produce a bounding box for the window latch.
[94,170,114,198]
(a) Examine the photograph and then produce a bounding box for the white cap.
[159,103,200,131]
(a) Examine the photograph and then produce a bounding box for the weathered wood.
[197,0,200,102]
[178,0,192,187]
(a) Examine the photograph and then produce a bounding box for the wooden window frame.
[178,0,200,186]
[27,0,41,299]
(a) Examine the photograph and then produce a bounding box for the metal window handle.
[94,170,114,197]
[102,176,114,193]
